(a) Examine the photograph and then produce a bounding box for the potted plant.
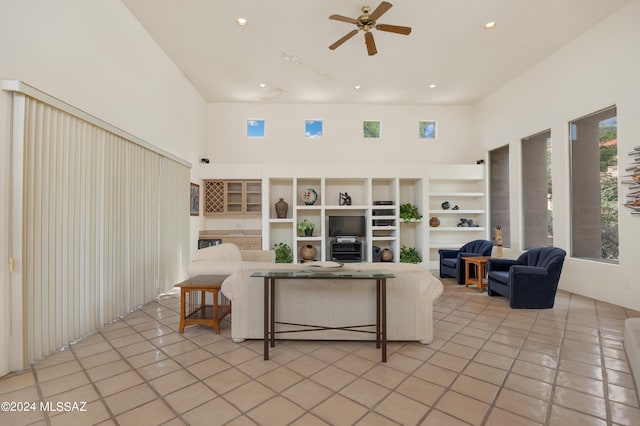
[399,203,423,223]
[297,219,315,236]
[400,245,422,264]
[272,242,293,263]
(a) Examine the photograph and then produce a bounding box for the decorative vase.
[441,201,450,210]
[380,248,393,262]
[300,244,317,262]
[275,198,288,218]
[429,217,440,227]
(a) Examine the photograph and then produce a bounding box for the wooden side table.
[176,274,231,333]
[464,256,491,292]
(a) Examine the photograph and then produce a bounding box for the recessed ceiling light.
[484,21,496,29]
[429,84,437,89]
[259,83,266,88]
[354,85,361,90]
[236,18,248,26]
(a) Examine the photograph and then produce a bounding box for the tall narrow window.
[570,106,618,262]
[522,130,553,249]
[489,145,511,247]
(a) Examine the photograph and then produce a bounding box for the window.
[522,130,553,249]
[570,106,618,262]
[489,145,511,247]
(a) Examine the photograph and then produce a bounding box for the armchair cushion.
[488,246,566,309]
[439,239,493,284]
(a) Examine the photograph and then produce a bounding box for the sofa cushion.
[488,271,509,285]
[191,243,243,262]
[441,258,457,268]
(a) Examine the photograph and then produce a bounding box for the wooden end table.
[176,274,231,333]
[463,256,491,292]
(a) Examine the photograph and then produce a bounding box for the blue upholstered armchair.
[439,240,493,284]
[487,246,566,309]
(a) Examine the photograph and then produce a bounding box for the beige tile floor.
[2,276,640,426]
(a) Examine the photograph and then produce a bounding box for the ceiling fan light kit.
[329,1,412,56]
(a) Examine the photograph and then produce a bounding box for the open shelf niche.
[427,174,487,268]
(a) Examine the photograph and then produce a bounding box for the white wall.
[475,0,640,310]
[204,103,483,232]
[0,0,206,374]
[206,103,480,164]
[0,0,208,250]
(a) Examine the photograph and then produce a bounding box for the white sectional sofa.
[188,243,444,344]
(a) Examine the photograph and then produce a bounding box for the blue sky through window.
[305,120,323,138]
[247,119,265,138]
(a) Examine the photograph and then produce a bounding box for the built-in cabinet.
[203,179,261,216]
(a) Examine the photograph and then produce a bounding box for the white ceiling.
[121,0,629,105]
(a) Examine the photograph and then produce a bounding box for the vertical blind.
[21,96,190,364]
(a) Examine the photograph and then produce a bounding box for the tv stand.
[331,241,363,263]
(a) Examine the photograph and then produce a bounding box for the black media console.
[330,241,363,263]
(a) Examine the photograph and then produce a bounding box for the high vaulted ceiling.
[121,0,629,105]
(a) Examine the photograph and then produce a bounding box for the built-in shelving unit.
[254,164,487,267]
[263,177,425,264]
[427,173,488,268]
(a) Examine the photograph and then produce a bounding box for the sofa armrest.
[241,250,275,262]
[487,258,520,273]
[511,265,547,277]
[458,252,483,260]
[439,249,459,259]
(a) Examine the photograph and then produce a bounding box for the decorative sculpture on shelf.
[441,201,450,210]
[275,198,288,218]
[339,192,352,206]
[457,218,478,227]
[494,225,503,258]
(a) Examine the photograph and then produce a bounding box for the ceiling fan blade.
[329,14,358,24]
[376,24,412,35]
[364,31,377,56]
[369,1,393,21]
[329,29,359,50]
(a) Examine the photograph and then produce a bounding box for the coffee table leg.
[376,279,381,349]
[263,277,269,360]
[179,288,186,333]
[270,278,275,348]
[381,279,387,363]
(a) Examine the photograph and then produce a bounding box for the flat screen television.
[328,216,366,237]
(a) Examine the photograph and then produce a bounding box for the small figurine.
[339,192,352,206]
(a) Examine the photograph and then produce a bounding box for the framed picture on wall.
[190,182,200,216]
[305,120,323,138]
[363,121,381,139]
[247,119,266,138]
[419,121,437,139]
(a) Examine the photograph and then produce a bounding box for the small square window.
[305,120,323,138]
[363,121,381,139]
[419,121,436,139]
[247,119,265,138]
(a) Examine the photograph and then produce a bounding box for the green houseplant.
[399,203,423,223]
[399,245,422,264]
[272,242,293,263]
[296,219,315,236]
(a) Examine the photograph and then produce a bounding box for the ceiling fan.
[328,1,412,56]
